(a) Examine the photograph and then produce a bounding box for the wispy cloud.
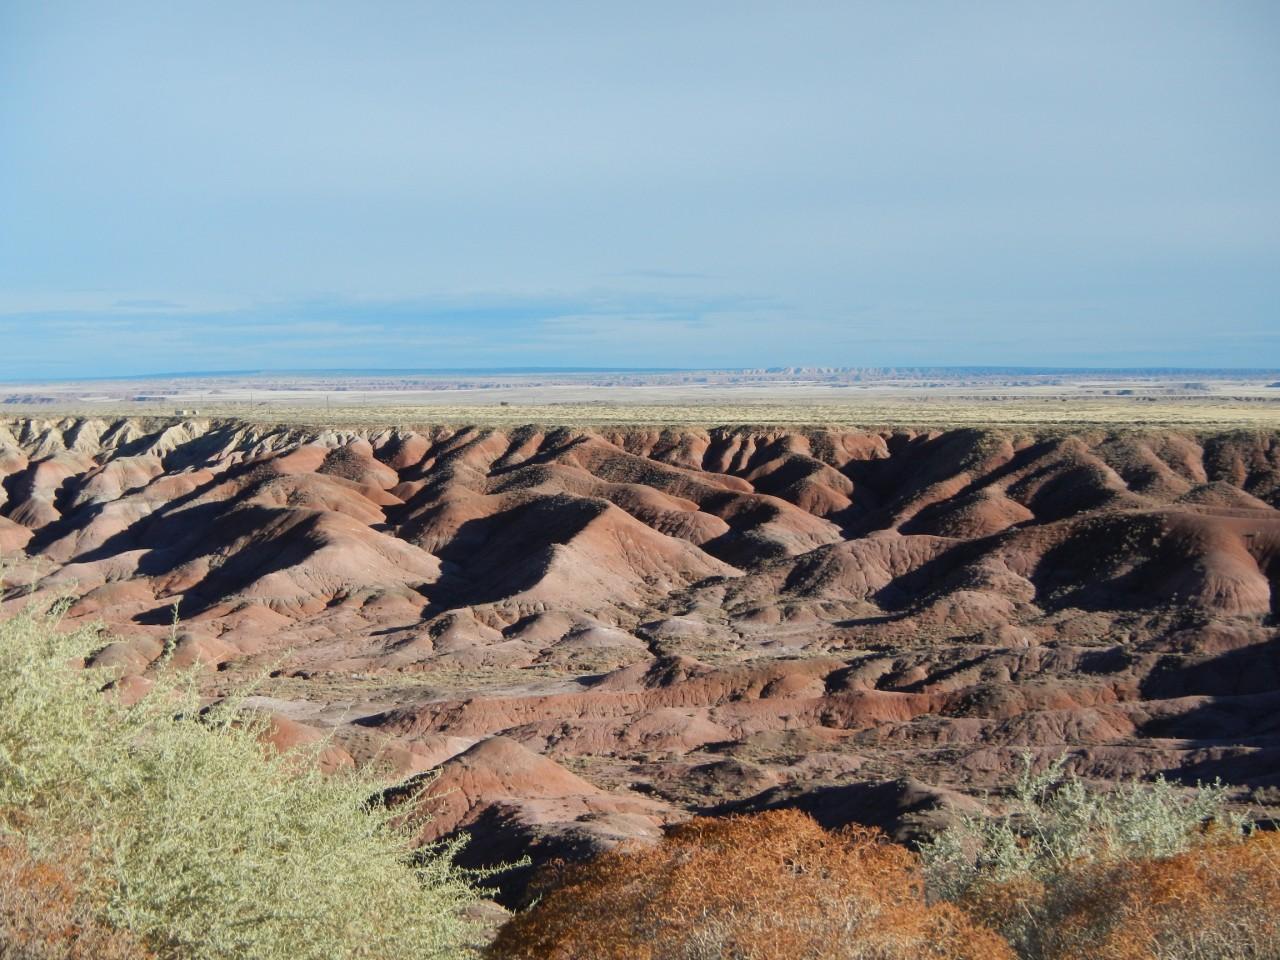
[111,298,188,311]
[4,281,1278,378]
[609,269,716,281]
[1,291,791,378]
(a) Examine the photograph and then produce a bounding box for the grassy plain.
[7,397,1280,431]
[5,370,1280,430]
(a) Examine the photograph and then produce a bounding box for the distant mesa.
[3,395,57,405]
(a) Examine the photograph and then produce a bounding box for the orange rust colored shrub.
[0,839,151,960]
[963,830,1280,960]
[488,809,1014,960]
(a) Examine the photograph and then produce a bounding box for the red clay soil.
[2,417,1278,892]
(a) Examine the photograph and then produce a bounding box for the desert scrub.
[965,831,1280,960]
[920,754,1268,959]
[487,809,1012,960]
[0,837,152,959]
[0,602,480,960]
[919,755,1244,900]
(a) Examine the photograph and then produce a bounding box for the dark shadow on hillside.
[713,776,972,848]
[1139,633,1280,787]
[414,494,607,612]
[133,505,333,620]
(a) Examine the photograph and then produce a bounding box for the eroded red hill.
[3,417,1278,892]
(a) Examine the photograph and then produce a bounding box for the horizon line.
[5,364,1280,386]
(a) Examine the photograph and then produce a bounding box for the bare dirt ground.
[2,369,1278,899]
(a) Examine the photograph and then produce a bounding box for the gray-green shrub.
[920,753,1252,958]
[0,601,480,960]
[920,754,1244,902]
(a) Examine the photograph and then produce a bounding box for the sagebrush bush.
[920,754,1244,901]
[491,760,1280,960]
[487,809,1013,960]
[921,754,1272,960]
[0,602,480,960]
[961,831,1280,960]
[0,838,151,959]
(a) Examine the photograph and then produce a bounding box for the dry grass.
[487,809,1014,960]
[490,794,1280,960]
[7,395,1280,429]
[963,830,1280,960]
[919,757,1280,959]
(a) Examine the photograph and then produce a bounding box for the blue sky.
[2,1,1278,378]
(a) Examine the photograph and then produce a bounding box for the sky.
[2,1,1278,378]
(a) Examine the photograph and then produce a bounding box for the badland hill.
[2,416,1277,892]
